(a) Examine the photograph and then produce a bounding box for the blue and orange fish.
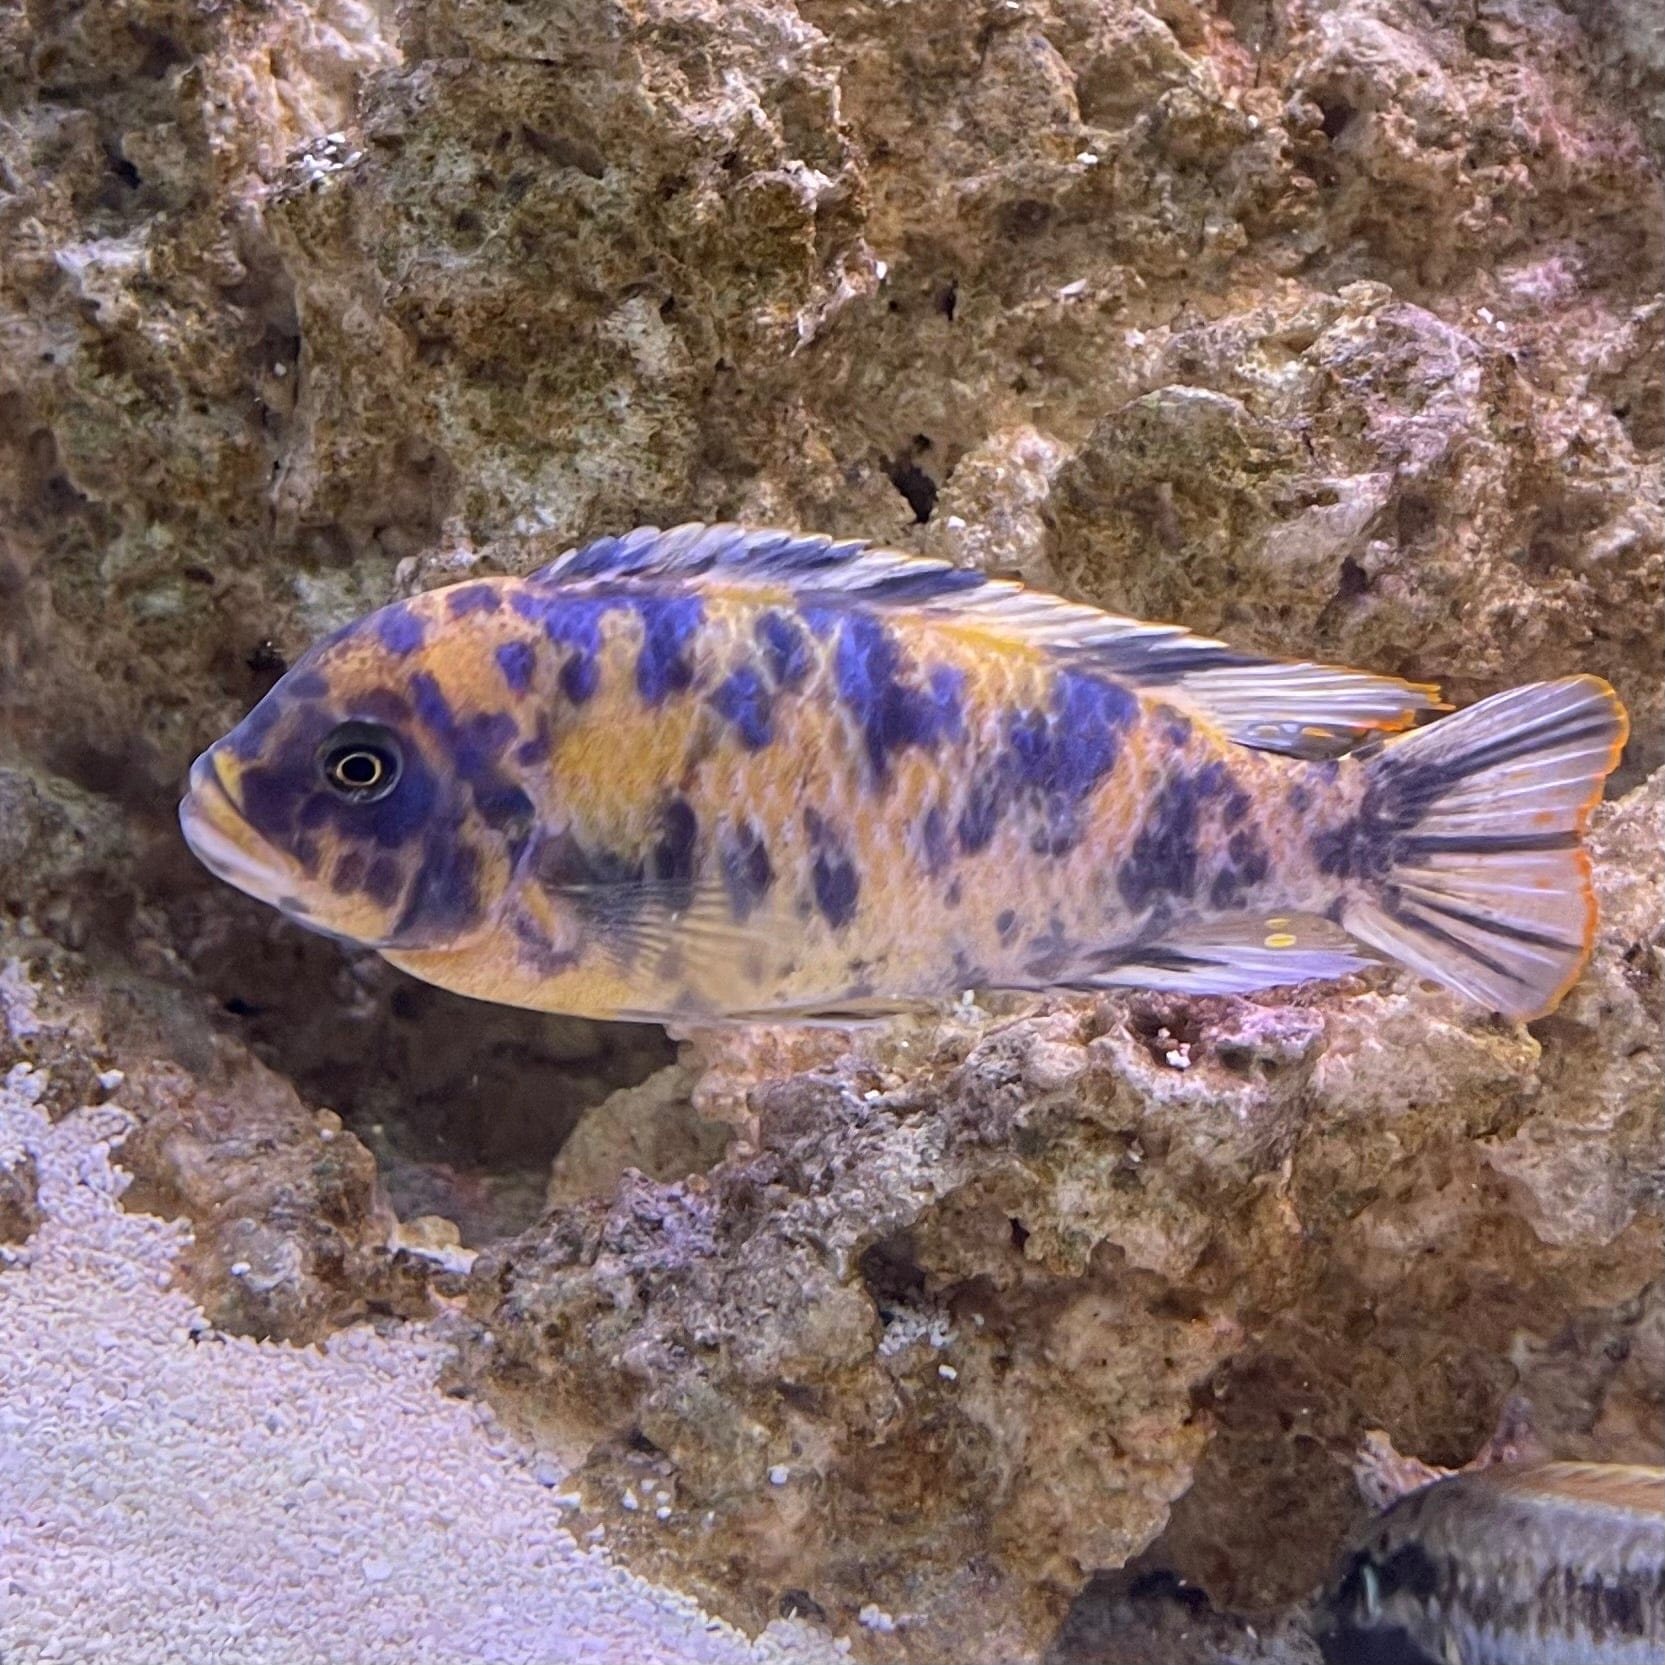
[179,524,1628,1024]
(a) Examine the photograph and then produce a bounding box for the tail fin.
[1339,676,1628,1020]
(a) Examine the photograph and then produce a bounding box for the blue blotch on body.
[511,590,614,707]
[804,808,859,929]
[955,667,1133,858]
[409,671,455,738]
[406,676,519,805]
[720,820,774,921]
[757,611,812,690]
[996,908,1017,942]
[374,605,427,658]
[1209,827,1269,911]
[1025,915,1076,979]
[634,593,704,704]
[561,652,598,705]
[1193,761,1230,799]
[496,640,537,695]
[532,831,645,907]
[1042,671,1136,799]
[650,797,699,911]
[1002,671,1132,805]
[364,855,402,908]
[394,835,481,940]
[447,583,502,618]
[710,666,773,750]
[834,611,966,779]
[285,671,330,702]
[920,806,951,873]
[957,776,1001,855]
[474,781,535,842]
[515,713,554,767]
[330,852,366,895]
[813,851,860,929]
[1117,771,1201,911]
[454,712,517,784]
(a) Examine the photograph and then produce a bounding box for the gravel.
[0,1066,845,1665]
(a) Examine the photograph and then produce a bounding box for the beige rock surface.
[0,0,1660,1658]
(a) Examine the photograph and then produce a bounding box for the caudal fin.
[1340,676,1628,1020]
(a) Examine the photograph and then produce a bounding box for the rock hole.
[859,1230,926,1313]
[884,435,939,524]
[1127,1002,1201,1063]
[1335,556,1370,601]
[1001,198,1052,237]
[1318,97,1355,142]
[129,22,190,78]
[1148,1286,1207,1322]
[936,280,958,321]
[519,125,606,179]
[779,1590,826,1622]
[1395,492,1437,545]
[245,639,288,687]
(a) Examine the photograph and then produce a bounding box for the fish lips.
[179,751,313,924]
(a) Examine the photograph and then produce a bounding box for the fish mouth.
[178,751,294,908]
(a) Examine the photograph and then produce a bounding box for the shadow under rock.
[1046,1565,1324,1665]
[160,851,673,1245]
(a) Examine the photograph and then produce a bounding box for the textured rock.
[546,1064,733,1207]
[0,1148,42,1247]
[0,0,1659,1658]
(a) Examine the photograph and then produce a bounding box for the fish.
[178,522,1629,1025]
[1317,1461,1665,1664]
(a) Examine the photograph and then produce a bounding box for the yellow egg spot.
[1267,916,1290,928]
[1265,932,1298,949]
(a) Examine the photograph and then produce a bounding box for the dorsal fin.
[529,523,1445,757]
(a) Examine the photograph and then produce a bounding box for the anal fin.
[1055,914,1381,998]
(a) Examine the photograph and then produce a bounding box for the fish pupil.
[319,724,403,803]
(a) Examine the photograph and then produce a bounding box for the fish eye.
[319,724,402,803]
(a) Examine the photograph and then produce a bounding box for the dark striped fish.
[1319,1462,1665,1664]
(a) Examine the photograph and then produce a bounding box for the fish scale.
[179,522,1626,1025]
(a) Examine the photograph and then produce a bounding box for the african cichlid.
[178,524,1629,1025]
[1318,1461,1665,1664]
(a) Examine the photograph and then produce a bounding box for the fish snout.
[178,746,286,901]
